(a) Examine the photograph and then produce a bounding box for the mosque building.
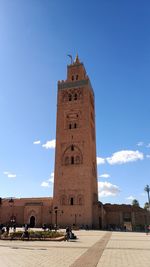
[0,56,149,231]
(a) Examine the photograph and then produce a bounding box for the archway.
[99,216,102,230]
[30,216,35,227]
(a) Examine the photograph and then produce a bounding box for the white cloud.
[3,171,16,178]
[7,174,16,178]
[41,181,50,187]
[126,195,135,200]
[97,157,105,165]
[98,181,120,197]
[146,155,150,158]
[106,150,144,165]
[41,172,54,188]
[99,173,110,178]
[48,172,54,183]
[137,141,144,147]
[42,139,56,149]
[33,140,41,145]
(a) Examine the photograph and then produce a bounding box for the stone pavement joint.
[69,232,112,267]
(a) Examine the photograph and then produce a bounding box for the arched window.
[71,145,74,151]
[68,94,72,101]
[74,93,77,100]
[72,75,74,81]
[66,89,82,102]
[71,156,74,165]
[76,75,78,80]
[74,123,77,128]
[69,123,72,129]
[70,197,74,205]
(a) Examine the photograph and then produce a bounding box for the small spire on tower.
[74,54,80,64]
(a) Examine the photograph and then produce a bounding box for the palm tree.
[132,199,139,207]
[144,202,149,210]
[144,185,150,205]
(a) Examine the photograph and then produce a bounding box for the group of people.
[0,223,16,235]
[0,223,30,239]
[65,226,77,241]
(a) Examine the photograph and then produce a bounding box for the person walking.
[65,226,70,241]
[145,225,149,235]
[6,225,10,235]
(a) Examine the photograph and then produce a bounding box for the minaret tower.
[53,55,98,228]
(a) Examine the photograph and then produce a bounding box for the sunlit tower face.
[53,55,98,227]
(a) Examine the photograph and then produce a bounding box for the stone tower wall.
[53,57,98,228]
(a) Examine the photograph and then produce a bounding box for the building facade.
[0,197,52,227]
[0,56,149,230]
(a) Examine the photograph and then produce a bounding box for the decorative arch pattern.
[60,194,84,206]
[62,88,83,102]
[62,144,83,166]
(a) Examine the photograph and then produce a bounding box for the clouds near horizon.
[98,181,120,197]
[41,172,54,188]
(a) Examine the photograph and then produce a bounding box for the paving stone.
[0,231,150,267]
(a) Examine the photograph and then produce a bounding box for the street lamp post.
[75,214,77,226]
[54,206,58,229]
[54,207,58,229]
[8,198,15,226]
[53,206,64,230]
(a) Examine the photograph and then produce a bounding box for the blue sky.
[0,0,150,207]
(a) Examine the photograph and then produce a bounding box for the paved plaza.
[0,230,150,267]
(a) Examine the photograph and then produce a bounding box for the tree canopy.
[144,185,150,204]
[132,199,140,207]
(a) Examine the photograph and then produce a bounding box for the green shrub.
[10,231,23,238]
[9,230,64,239]
[1,232,9,238]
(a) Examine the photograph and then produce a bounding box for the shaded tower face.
[53,56,98,227]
